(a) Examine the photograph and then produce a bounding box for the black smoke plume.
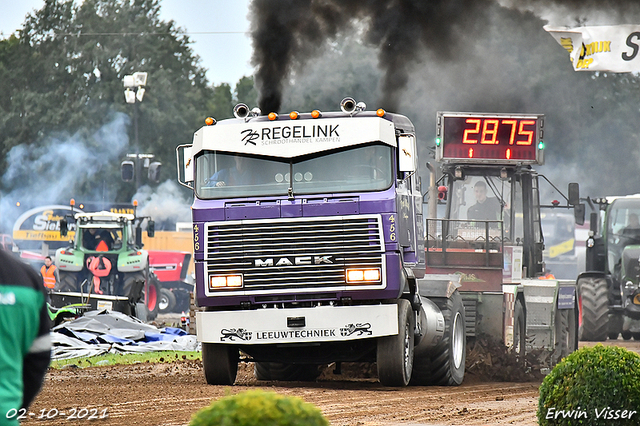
[250,0,640,113]
[250,0,491,112]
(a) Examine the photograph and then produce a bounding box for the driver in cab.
[467,180,501,221]
[622,213,640,240]
[205,155,256,187]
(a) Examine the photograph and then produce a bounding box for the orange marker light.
[289,111,299,120]
[205,117,215,126]
[268,112,278,121]
[376,108,386,117]
[133,200,138,207]
[311,110,321,118]
[70,199,75,206]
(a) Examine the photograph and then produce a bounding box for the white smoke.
[0,112,130,232]
[132,180,192,230]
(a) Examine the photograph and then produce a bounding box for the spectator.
[0,250,51,425]
[40,256,59,291]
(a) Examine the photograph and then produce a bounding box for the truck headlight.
[346,268,381,283]
[209,274,243,290]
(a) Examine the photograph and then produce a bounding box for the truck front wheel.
[411,290,466,386]
[202,343,238,385]
[578,277,609,341]
[377,298,414,387]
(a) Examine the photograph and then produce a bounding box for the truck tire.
[578,277,609,341]
[202,343,238,385]
[58,273,78,292]
[377,298,414,387]
[411,290,466,386]
[158,288,176,314]
[513,299,526,362]
[254,362,321,381]
[552,307,578,364]
[608,314,623,340]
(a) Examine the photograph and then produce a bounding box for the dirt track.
[22,340,640,426]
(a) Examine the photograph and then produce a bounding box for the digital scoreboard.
[435,112,544,165]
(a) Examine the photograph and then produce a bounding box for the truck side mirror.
[147,220,155,238]
[568,182,580,205]
[60,219,68,237]
[176,144,194,189]
[398,135,416,173]
[574,204,585,226]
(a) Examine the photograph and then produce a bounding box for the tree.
[235,76,258,108]
[0,0,213,206]
[207,83,233,120]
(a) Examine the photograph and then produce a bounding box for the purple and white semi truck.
[176,98,465,386]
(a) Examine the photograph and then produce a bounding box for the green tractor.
[51,210,159,321]
[579,195,640,341]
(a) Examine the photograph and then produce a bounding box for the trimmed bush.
[189,389,329,426]
[538,344,640,425]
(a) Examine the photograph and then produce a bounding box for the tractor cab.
[602,198,640,291]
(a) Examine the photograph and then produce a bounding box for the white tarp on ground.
[544,25,640,72]
[50,310,198,360]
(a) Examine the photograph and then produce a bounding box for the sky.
[0,0,255,86]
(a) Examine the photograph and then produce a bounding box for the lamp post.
[123,72,148,190]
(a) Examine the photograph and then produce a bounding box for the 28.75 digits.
[6,407,109,421]
[462,118,536,146]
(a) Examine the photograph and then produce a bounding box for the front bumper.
[196,303,398,345]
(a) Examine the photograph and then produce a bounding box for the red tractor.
[148,250,193,314]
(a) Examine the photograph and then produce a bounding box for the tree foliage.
[0,0,224,206]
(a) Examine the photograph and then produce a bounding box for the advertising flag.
[544,25,640,72]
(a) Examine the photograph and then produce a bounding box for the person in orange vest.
[40,256,59,291]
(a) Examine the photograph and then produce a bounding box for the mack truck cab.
[52,206,159,320]
[426,112,581,363]
[177,98,465,387]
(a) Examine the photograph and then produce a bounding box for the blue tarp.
[51,310,198,360]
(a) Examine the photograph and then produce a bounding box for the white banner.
[544,24,640,72]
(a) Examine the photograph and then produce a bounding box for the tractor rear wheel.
[57,273,78,292]
[578,277,609,341]
[144,273,160,321]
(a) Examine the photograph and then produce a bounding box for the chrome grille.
[205,215,384,292]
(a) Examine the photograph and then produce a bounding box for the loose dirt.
[22,340,640,426]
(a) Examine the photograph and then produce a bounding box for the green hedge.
[538,344,640,425]
[190,389,329,426]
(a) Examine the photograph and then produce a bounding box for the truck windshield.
[195,143,393,199]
